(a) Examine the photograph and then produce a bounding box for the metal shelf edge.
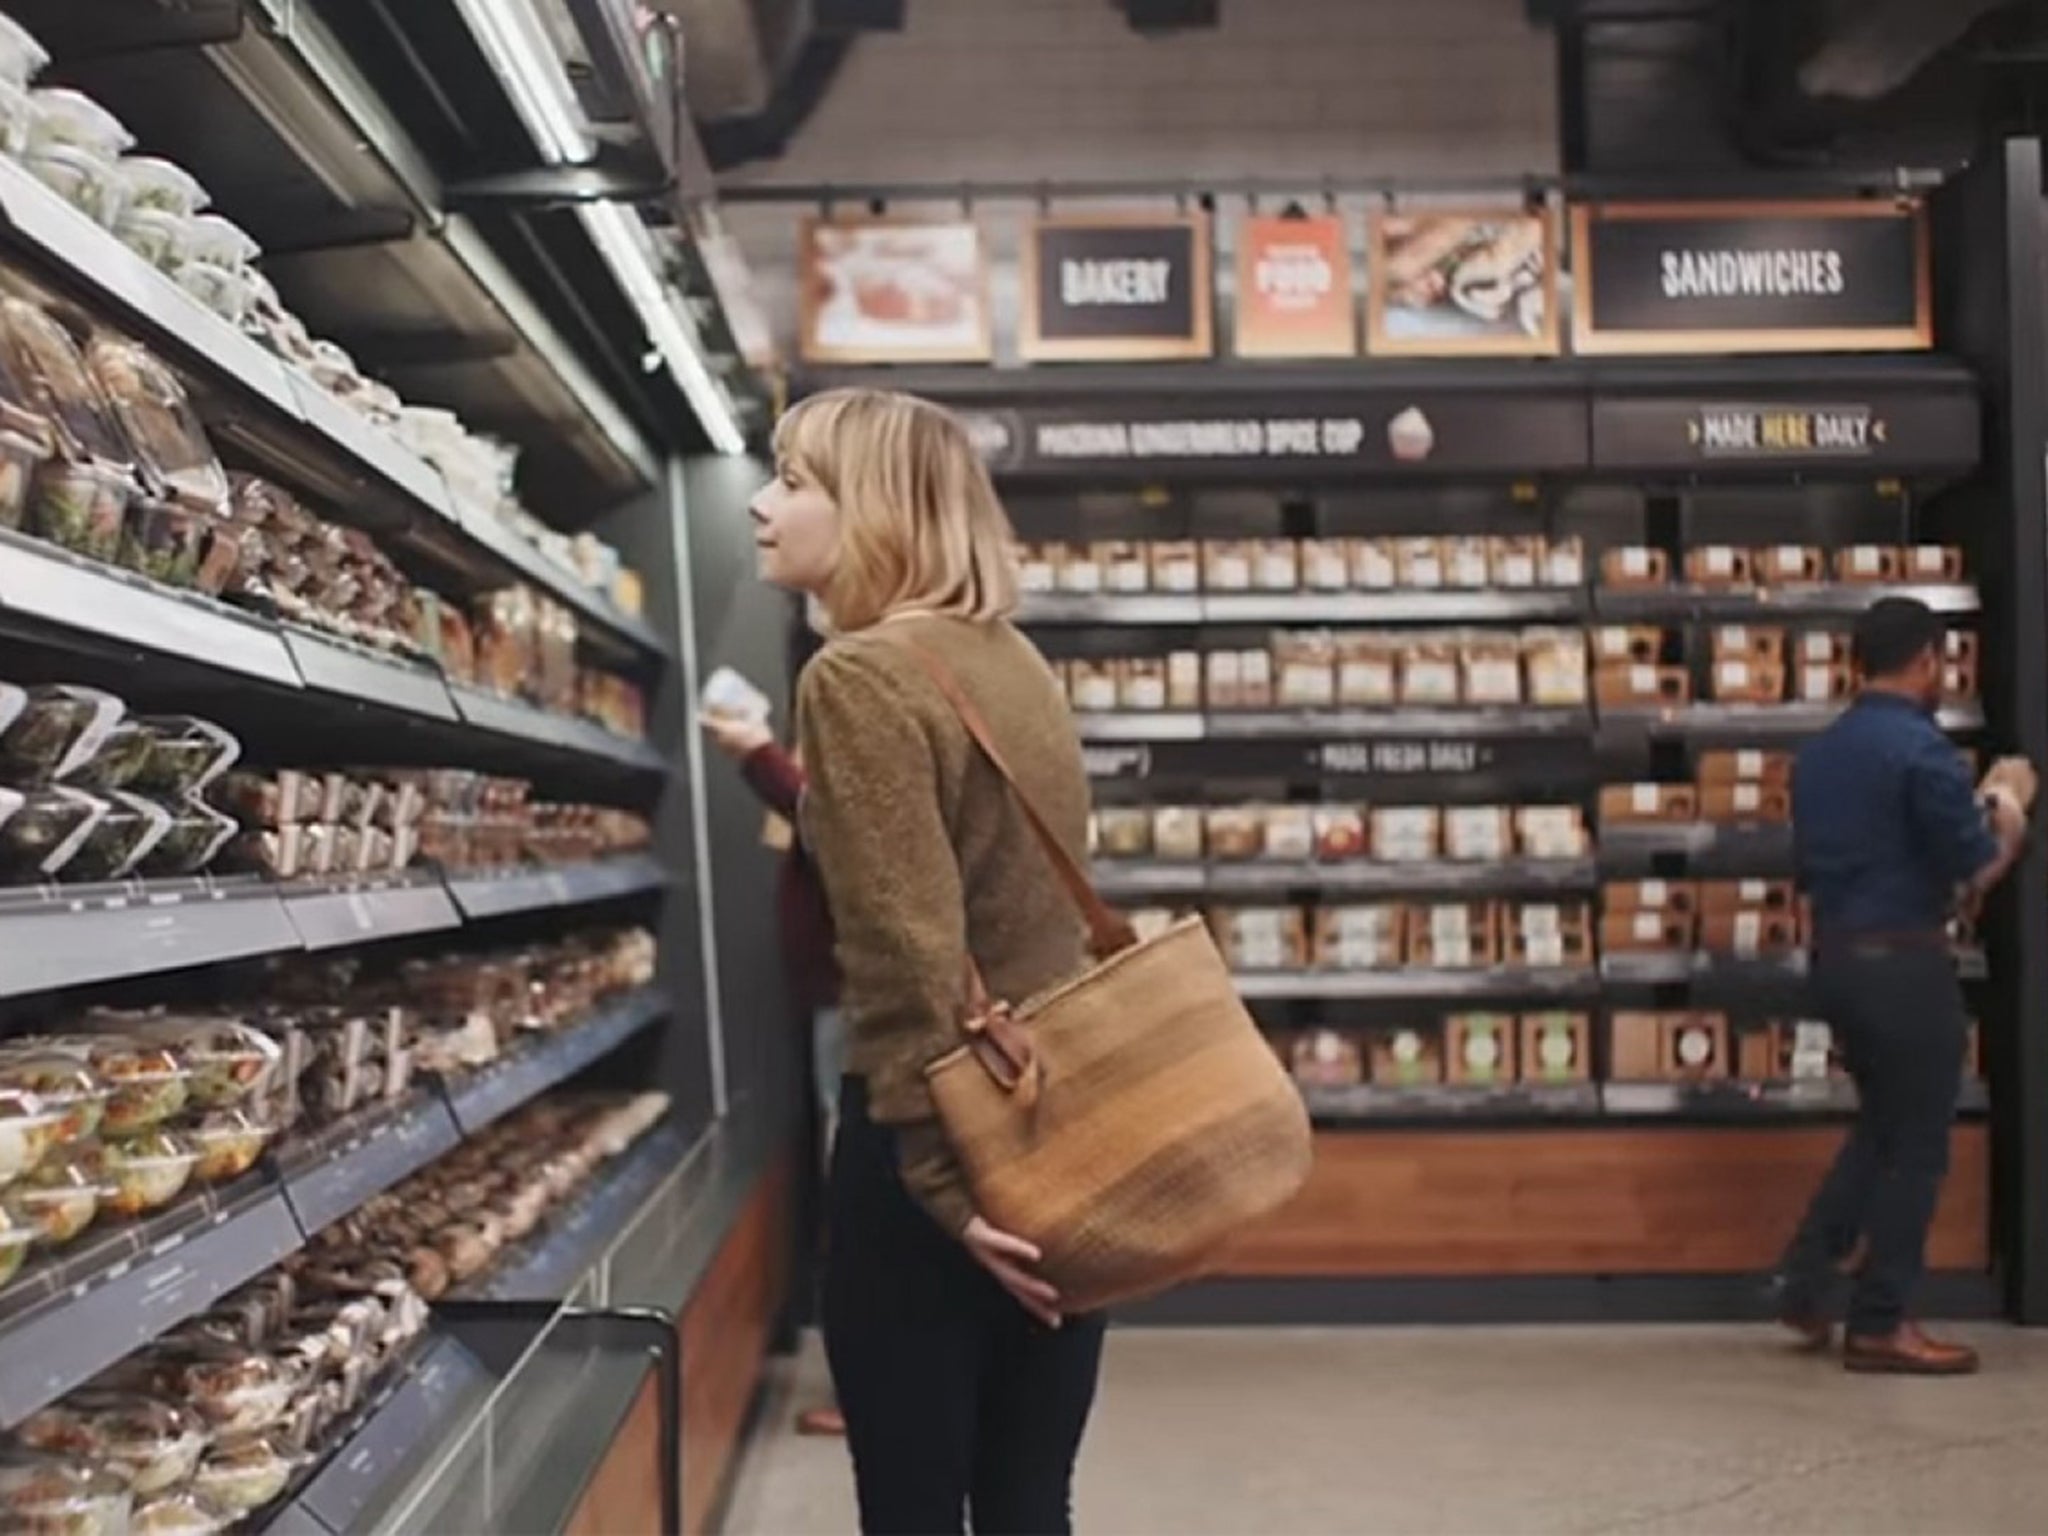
[443,988,670,1137]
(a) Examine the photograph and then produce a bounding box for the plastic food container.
[0,1088,63,1188]
[2,1140,110,1244]
[128,1018,278,1109]
[116,157,208,217]
[132,717,241,797]
[184,214,259,271]
[114,206,193,273]
[100,1128,198,1216]
[57,791,174,883]
[0,418,53,530]
[31,454,131,560]
[0,787,111,883]
[190,1436,295,1514]
[132,1491,234,1536]
[0,75,34,161]
[23,140,125,227]
[167,1346,300,1436]
[173,260,255,326]
[42,1038,189,1135]
[19,1394,211,1497]
[0,14,50,91]
[64,717,155,792]
[134,802,237,880]
[28,88,132,157]
[117,496,206,587]
[86,338,231,516]
[0,684,125,785]
[187,1109,272,1185]
[0,1451,133,1536]
[3,300,133,462]
[0,1207,33,1290]
[0,1050,108,1145]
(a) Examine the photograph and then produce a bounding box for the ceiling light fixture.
[449,0,592,165]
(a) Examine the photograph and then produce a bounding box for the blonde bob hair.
[774,387,1019,634]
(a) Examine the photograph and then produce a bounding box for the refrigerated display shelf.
[0,158,664,663]
[1604,1077,1991,1119]
[444,989,670,1136]
[1302,1080,1603,1123]
[1235,967,1600,1002]
[1601,949,1986,988]
[1600,701,1986,739]
[1094,857,1598,899]
[444,854,667,921]
[1592,583,1981,621]
[0,860,664,999]
[282,627,461,723]
[1021,591,1586,625]
[1076,708,1592,743]
[449,685,667,773]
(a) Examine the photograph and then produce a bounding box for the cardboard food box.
[1711,625,1787,664]
[1523,629,1590,706]
[1601,546,1668,589]
[1711,657,1787,704]
[1214,906,1309,971]
[1516,805,1590,859]
[1519,1012,1591,1084]
[1202,540,1256,592]
[1301,539,1351,592]
[1604,878,1701,915]
[1835,544,1902,584]
[1509,902,1595,968]
[1095,808,1153,860]
[1052,541,1104,594]
[1273,630,1337,709]
[1543,537,1587,588]
[1699,781,1792,824]
[1350,537,1397,591]
[1206,807,1267,861]
[1289,1029,1364,1088]
[1150,541,1201,593]
[1795,663,1854,704]
[1799,630,1850,666]
[1597,663,1690,707]
[1336,633,1398,707]
[1314,905,1406,971]
[1488,536,1544,590]
[1447,1013,1518,1085]
[1754,544,1824,584]
[1663,1012,1730,1081]
[1699,906,1802,956]
[1205,651,1242,710]
[1255,538,1301,592]
[1409,900,1501,969]
[1394,537,1447,590]
[1399,641,1462,706]
[1699,878,1795,915]
[1261,806,1317,863]
[1312,805,1368,862]
[1600,782,1699,824]
[1600,908,1697,953]
[1696,749,1794,787]
[1609,1012,1675,1080]
[1119,657,1170,711]
[1946,630,1980,667]
[1685,545,1755,588]
[1736,1026,1778,1082]
[1017,543,1059,594]
[1068,659,1120,713]
[1167,650,1203,710]
[1773,1019,1842,1081]
[1371,806,1442,863]
[1152,806,1205,861]
[1444,536,1492,590]
[1370,1026,1444,1087]
[1240,649,1275,708]
[1906,544,1966,582]
[1443,805,1513,863]
[1461,638,1524,706]
[1099,540,1150,594]
[1592,625,1663,666]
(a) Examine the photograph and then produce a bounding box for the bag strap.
[898,640,1137,959]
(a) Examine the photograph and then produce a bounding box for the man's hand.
[962,1215,1062,1329]
[1983,756,2040,813]
[698,711,773,760]
[1988,787,2028,845]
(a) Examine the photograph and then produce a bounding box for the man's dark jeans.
[1778,947,1968,1337]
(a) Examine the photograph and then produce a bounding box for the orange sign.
[1233,215,1356,358]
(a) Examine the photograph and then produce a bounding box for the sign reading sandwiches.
[1572,200,1931,354]
[1233,214,1356,358]
[1021,214,1213,361]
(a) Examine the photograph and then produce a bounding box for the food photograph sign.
[1366,206,1561,357]
[1021,213,1214,362]
[798,217,993,364]
[1233,213,1357,358]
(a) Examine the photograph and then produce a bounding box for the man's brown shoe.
[1843,1324,1979,1376]
[1780,1313,1833,1352]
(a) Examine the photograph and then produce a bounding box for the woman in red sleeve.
[702,707,846,1438]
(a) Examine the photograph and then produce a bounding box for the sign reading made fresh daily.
[1571,200,1930,354]
[1021,214,1213,361]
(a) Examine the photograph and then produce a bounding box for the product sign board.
[955,394,1589,479]
[1592,391,1979,473]
[799,217,993,364]
[1572,200,1931,354]
[1366,206,1561,357]
[1234,214,1357,358]
[1021,214,1213,361]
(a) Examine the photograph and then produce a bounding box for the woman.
[751,386,1106,1535]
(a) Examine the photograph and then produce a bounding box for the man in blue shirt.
[1779,597,2032,1374]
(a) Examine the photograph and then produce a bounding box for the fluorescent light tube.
[449,0,592,165]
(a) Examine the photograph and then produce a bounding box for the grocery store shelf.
[0,529,301,689]
[1073,711,1208,742]
[283,871,463,951]
[1234,967,1600,1001]
[274,1091,466,1238]
[1094,858,1598,899]
[451,1119,689,1303]
[283,628,459,722]
[1600,951,1809,985]
[1020,593,1206,625]
[1593,583,1981,621]
[1603,1079,1858,1118]
[1600,701,1986,739]
[1304,1080,1602,1123]
[283,372,457,523]
[454,504,670,662]
[0,1180,302,1428]
[449,686,667,773]
[0,876,302,1000]
[1021,590,1586,626]
[1598,823,1794,872]
[444,988,670,1136]
[444,854,668,922]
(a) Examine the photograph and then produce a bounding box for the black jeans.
[823,1076,1107,1536]
[1778,948,1968,1337]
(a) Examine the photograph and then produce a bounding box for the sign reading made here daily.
[1572,200,1930,354]
[1021,214,1213,361]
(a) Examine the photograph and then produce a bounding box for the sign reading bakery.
[1234,214,1356,358]
[1572,200,1931,354]
[1021,214,1213,362]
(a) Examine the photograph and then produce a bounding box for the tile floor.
[721,1324,2048,1534]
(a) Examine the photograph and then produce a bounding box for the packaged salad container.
[114,157,208,218]
[0,1450,132,1536]
[186,1109,272,1185]
[0,684,124,783]
[26,89,132,158]
[134,802,237,880]
[160,1344,301,1436]
[131,716,240,796]
[0,1048,108,1145]
[24,139,124,228]
[113,205,194,273]
[86,337,230,516]
[0,305,54,529]
[131,1491,233,1536]
[60,716,154,792]
[0,787,112,883]
[0,14,51,92]
[58,790,174,883]
[100,1128,198,1216]
[18,1393,211,1497]
[189,1435,295,1514]
[35,1037,189,1134]
[0,1087,64,1188]
[1,1138,111,1245]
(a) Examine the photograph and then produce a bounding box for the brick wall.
[717,0,1560,360]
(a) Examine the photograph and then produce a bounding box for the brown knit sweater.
[796,615,1091,1236]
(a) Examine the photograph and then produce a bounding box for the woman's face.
[750,457,841,595]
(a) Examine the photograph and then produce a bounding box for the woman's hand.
[962,1215,1063,1328]
[699,710,773,760]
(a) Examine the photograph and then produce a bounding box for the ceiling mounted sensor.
[453,0,748,453]
[1120,0,1221,32]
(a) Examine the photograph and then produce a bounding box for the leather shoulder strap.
[896,639,1136,958]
